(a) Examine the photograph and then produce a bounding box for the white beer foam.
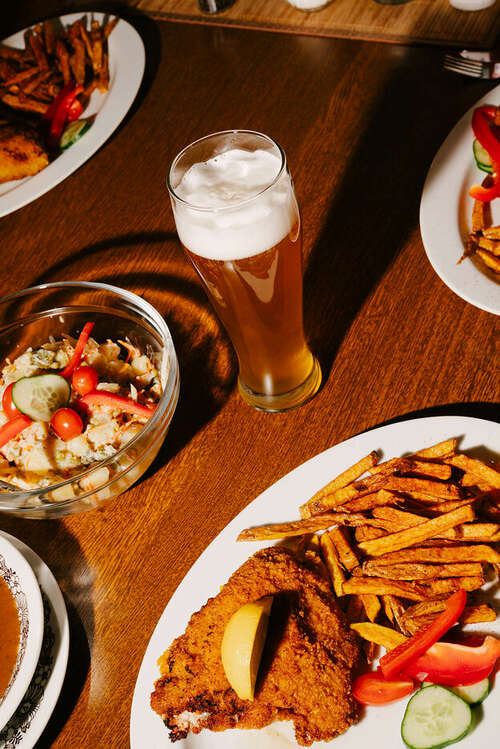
[172,148,297,261]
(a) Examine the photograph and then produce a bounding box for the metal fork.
[443,54,500,79]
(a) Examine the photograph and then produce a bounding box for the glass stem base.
[238,356,322,412]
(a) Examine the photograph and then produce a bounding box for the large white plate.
[0,532,69,749]
[130,415,500,749]
[420,84,500,315]
[0,12,145,218]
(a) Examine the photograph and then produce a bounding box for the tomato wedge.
[404,636,500,686]
[379,589,466,680]
[60,322,94,379]
[353,672,415,705]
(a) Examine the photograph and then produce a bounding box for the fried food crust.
[151,547,360,746]
[0,120,48,183]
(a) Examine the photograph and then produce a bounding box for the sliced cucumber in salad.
[60,119,91,150]
[473,139,493,174]
[401,685,472,749]
[12,374,70,422]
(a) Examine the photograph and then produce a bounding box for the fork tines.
[443,54,491,79]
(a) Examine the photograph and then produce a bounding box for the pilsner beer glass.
[167,130,321,412]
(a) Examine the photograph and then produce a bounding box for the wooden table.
[1,6,500,748]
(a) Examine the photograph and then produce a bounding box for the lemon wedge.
[221,596,273,701]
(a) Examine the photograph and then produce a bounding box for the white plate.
[420,84,500,315]
[130,415,500,749]
[0,535,43,731]
[0,13,145,218]
[0,532,69,749]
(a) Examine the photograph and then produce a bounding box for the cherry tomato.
[2,383,21,419]
[71,365,99,396]
[352,672,415,705]
[51,408,83,441]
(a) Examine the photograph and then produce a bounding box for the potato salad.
[0,322,161,492]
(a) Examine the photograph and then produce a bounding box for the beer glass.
[167,130,321,412]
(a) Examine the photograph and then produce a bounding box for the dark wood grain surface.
[1,5,500,748]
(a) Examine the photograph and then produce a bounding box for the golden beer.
[168,131,321,411]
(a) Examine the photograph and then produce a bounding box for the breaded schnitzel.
[151,546,360,746]
[0,118,48,184]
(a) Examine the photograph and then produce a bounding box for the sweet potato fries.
[0,16,116,117]
[238,438,500,654]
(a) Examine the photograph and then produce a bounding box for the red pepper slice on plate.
[403,635,500,686]
[469,105,500,202]
[79,391,156,417]
[353,672,415,705]
[0,414,32,450]
[379,589,466,680]
[59,322,94,379]
[469,181,500,202]
[42,84,76,122]
[44,84,84,149]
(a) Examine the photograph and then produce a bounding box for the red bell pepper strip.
[403,636,500,686]
[59,322,94,379]
[42,84,76,122]
[472,106,500,156]
[379,589,466,680]
[469,105,500,202]
[469,181,500,202]
[45,84,84,149]
[79,391,156,417]
[0,414,32,450]
[353,672,415,705]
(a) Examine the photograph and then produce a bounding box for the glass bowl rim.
[0,281,179,512]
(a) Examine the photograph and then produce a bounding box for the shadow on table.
[301,46,492,388]
[360,402,500,461]
[100,269,237,478]
[373,401,500,429]
[31,230,237,479]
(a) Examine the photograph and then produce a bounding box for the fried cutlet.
[151,546,361,746]
[0,119,48,184]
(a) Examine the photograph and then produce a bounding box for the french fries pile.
[238,438,500,659]
[465,173,500,275]
[0,16,117,116]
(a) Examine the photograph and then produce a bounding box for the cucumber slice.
[401,685,472,749]
[60,119,91,150]
[451,678,490,705]
[422,678,490,705]
[12,374,70,422]
[473,138,493,174]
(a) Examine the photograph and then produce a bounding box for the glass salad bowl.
[0,282,179,518]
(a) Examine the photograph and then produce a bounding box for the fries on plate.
[238,439,500,655]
